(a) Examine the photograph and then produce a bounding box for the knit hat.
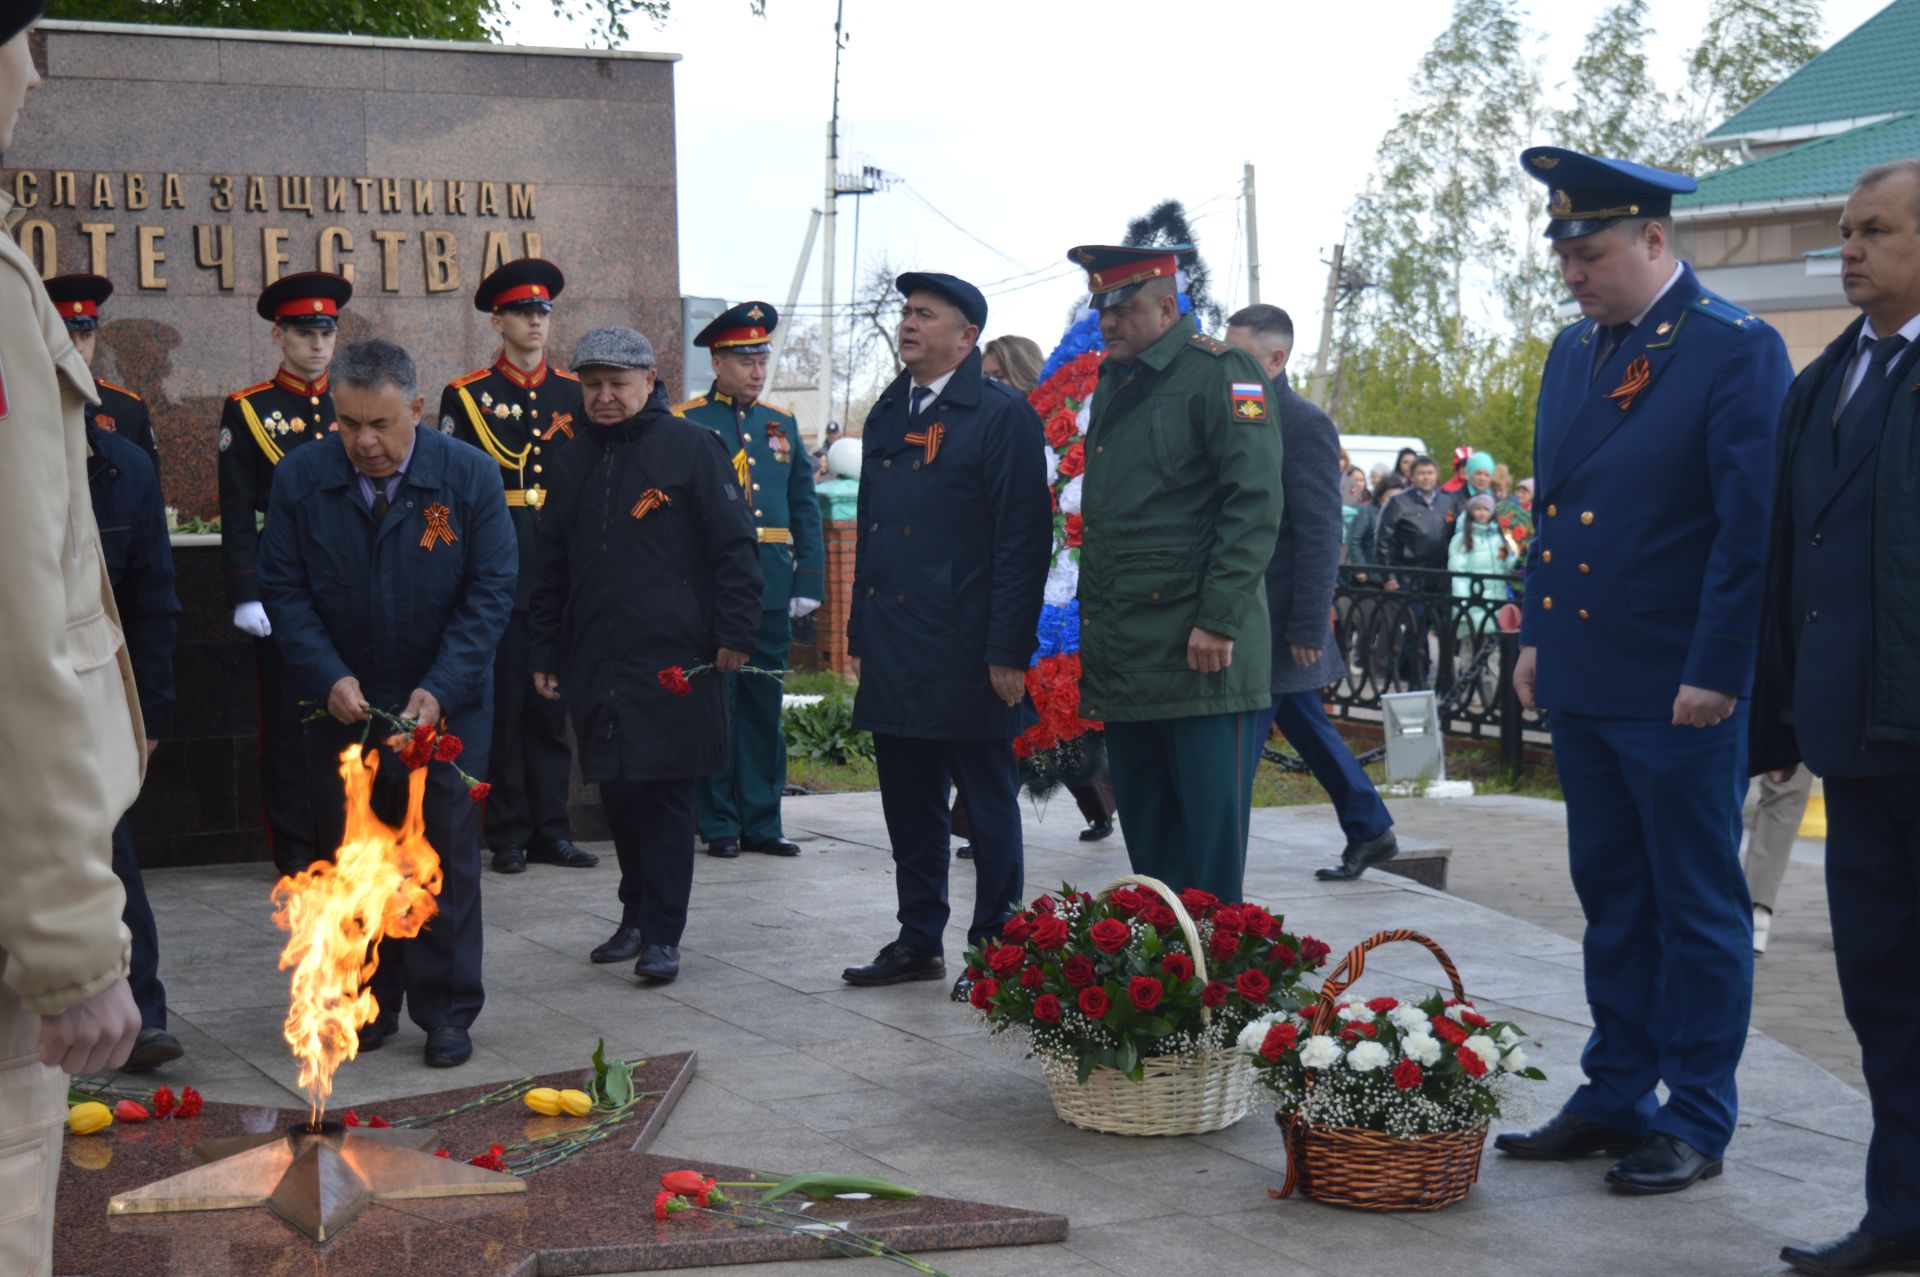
[0,3,43,48]
[1466,493,1496,514]
[1466,451,1495,477]
[1517,476,1534,492]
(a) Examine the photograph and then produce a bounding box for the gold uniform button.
[1542,550,1552,564]
[1579,563,1591,574]
[533,445,542,455]
[1096,445,1104,454]
[754,508,763,516]
[883,459,892,469]
[1579,609,1591,620]
[310,396,320,407]
[533,464,542,473]
[529,390,537,401]
[1547,504,1558,517]
[1543,597,1553,610]
[903,525,913,536]
[748,457,757,467]
[1581,511,1594,525]
[1150,591,1162,601]
[753,483,761,492]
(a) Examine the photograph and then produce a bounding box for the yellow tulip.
[67,1101,112,1136]
[558,1089,593,1118]
[523,1087,563,1117]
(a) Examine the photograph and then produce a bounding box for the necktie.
[371,488,390,525]
[1834,334,1911,457]
[1849,334,1910,409]
[1591,322,1634,382]
[910,386,932,417]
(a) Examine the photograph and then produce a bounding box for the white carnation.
[1075,401,1091,433]
[1464,1035,1501,1068]
[1059,474,1084,516]
[1498,1025,1523,1047]
[1042,559,1079,606]
[1044,447,1060,486]
[1402,1032,1442,1066]
[1445,1004,1473,1024]
[1388,1006,1431,1035]
[1335,1002,1375,1023]
[1347,1041,1390,1073]
[1236,1021,1270,1055]
[1298,1035,1342,1069]
[1500,1045,1530,1073]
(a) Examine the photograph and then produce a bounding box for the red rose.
[1058,441,1086,479]
[657,666,693,697]
[966,967,984,981]
[1201,980,1229,1008]
[1240,905,1276,938]
[114,1100,150,1123]
[1268,942,1297,969]
[1433,1016,1468,1046]
[1393,1059,1424,1090]
[968,978,999,1011]
[1366,997,1399,1014]
[175,1086,203,1119]
[1299,937,1331,968]
[1210,928,1241,963]
[1457,1046,1489,1078]
[1063,955,1096,987]
[1019,965,1044,990]
[986,944,1025,978]
[1001,913,1035,944]
[1032,915,1070,950]
[1078,987,1111,1018]
[1235,970,1270,1003]
[1260,1023,1299,1060]
[1033,993,1062,1024]
[1089,918,1131,953]
[1160,953,1195,983]
[1064,513,1083,548]
[1045,409,1078,448]
[467,781,492,804]
[1143,904,1177,933]
[1108,887,1146,916]
[1177,888,1219,918]
[1128,976,1164,1012]
[434,732,464,763]
[150,1086,176,1119]
[1031,894,1057,915]
[1212,906,1246,935]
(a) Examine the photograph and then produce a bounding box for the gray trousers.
[1742,766,1815,913]
[0,976,64,1277]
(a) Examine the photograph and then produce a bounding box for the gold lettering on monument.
[318,226,354,282]
[137,226,167,289]
[261,227,291,285]
[80,222,115,276]
[17,219,55,276]
[194,224,235,291]
[371,228,407,293]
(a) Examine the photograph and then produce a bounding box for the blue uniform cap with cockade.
[1520,147,1698,241]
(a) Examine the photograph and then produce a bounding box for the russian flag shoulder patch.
[1229,380,1266,422]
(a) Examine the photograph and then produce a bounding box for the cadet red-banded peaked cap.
[256,271,352,327]
[1067,243,1194,308]
[895,272,988,329]
[44,274,113,331]
[694,300,778,352]
[475,257,564,313]
[0,3,44,48]
[1520,146,1697,240]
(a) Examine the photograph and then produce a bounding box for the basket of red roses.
[961,874,1329,1137]
[1248,929,1546,1211]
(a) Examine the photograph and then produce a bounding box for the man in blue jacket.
[258,339,517,1069]
[840,272,1051,993]
[1495,148,1791,1194]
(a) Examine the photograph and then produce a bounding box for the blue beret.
[896,272,987,329]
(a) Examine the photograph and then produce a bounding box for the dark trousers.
[602,777,696,947]
[110,815,165,1029]
[1252,691,1392,844]
[952,764,1113,840]
[1551,708,1752,1159]
[696,609,792,845]
[484,610,574,853]
[1105,711,1262,903]
[1822,775,1920,1243]
[874,735,1024,956]
[256,635,318,873]
[304,721,487,1032]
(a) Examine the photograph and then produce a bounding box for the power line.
[897,180,1034,271]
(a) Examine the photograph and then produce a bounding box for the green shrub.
[784,694,874,765]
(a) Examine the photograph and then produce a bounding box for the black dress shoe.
[122,1027,184,1072]
[357,1012,400,1053]
[529,838,599,868]
[633,943,680,983]
[1315,830,1400,881]
[1494,1110,1640,1160]
[1605,1132,1722,1194]
[1782,1230,1920,1276]
[743,837,801,857]
[705,838,741,859]
[842,940,945,987]
[1080,818,1114,842]
[491,846,528,874]
[955,845,974,860]
[424,1026,472,1068]
[591,925,644,964]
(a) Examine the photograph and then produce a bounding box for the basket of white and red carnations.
[960,875,1330,1137]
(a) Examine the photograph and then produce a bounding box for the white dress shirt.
[1839,310,1920,410]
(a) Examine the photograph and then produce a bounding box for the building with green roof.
[1672,0,1920,365]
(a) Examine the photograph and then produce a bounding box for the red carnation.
[399,733,435,770]
[1127,976,1164,1012]
[1032,915,1070,951]
[1457,1046,1490,1078]
[1143,904,1178,933]
[1201,980,1229,1008]
[175,1086,203,1119]
[1367,997,1400,1014]
[369,1115,390,1128]
[343,1108,362,1128]
[1089,918,1132,953]
[467,781,492,804]
[1269,942,1297,969]
[1160,953,1195,983]
[1019,965,1044,990]
[410,722,435,748]
[1062,955,1097,987]
[434,732,464,763]
[1177,888,1220,918]
[1032,993,1062,1024]
[1044,409,1078,448]
[1078,987,1111,1018]
[150,1086,176,1119]
[1393,1059,1425,1090]
[657,666,693,697]
[1461,1010,1489,1029]
[1058,440,1086,479]
[653,1189,677,1221]
[1064,513,1083,548]
[986,944,1025,978]
[1260,1023,1299,1061]
[968,977,999,1011]
[1235,970,1270,1003]
[435,1148,451,1159]
[1299,937,1332,968]
[1433,1016,1469,1046]
[470,1143,507,1172]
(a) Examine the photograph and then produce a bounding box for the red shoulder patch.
[450,368,490,388]
[553,368,579,381]
[230,380,274,401]
[97,379,142,401]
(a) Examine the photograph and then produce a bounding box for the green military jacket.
[672,386,825,612]
[1078,318,1284,722]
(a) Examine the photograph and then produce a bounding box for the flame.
[271,744,442,1124]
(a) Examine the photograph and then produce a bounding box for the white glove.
[789,597,821,620]
[232,601,272,637]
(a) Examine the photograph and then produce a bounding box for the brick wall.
[818,519,858,676]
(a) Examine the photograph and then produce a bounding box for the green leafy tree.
[1677,0,1823,170]
[1558,0,1676,165]
[552,0,765,47]
[1123,199,1222,334]
[46,0,503,39]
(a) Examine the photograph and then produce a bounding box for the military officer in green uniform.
[45,274,160,478]
[673,302,824,858]
[439,258,597,875]
[1071,244,1285,903]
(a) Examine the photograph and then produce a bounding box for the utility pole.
[1309,242,1344,408]
[1243,163,1261,306]
[818,0,847,431]
[766,209,820,399]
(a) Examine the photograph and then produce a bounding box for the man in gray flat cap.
[529,327,762,985]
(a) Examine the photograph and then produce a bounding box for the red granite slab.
[54,1051,1068,1275]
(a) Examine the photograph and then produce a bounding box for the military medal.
[290,417,307,434]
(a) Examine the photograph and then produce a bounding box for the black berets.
[1520,147,1699,240]
[475,257,565,313]
[694,300,778,353]
[44,274,113,331]
[896,272,987,329]
[256,271,352,327]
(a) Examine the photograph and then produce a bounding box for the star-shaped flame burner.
[107,1120,525,1242]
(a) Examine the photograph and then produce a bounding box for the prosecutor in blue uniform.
[1493,148,1792,1194]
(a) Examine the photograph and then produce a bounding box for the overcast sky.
[504,0,1887,372]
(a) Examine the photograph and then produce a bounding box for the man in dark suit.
[1225,306,1397,881]
[839,272,1051,994]
[1751,159,1920,1277]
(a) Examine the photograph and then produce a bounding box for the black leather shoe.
[633,943,680,983]
[955,845,974,860]
[122,1027,184,1072]
[1781,1230,1920,1276]
[705,838,741,859]
[529,839,599,868]
[842,940,945,986]
[1315,830,1400,881]
[591,925,644,964]
[491,846,528,874]
[1494,1111,1640,1160]
[1605,1132,1722,1194]
[356,1012,400,1053]
[1080,818,1114,842]
[744,837,802,857]
[424,1026,472,1068]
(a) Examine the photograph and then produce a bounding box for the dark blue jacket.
[1265,383,1348,695]
[256,425,517,740]
[1521,263,1791,718]
[86,424,179,739]
[848,348,1052,739]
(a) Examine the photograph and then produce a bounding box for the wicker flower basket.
[1041,875,1256,1136]
[1273,929,1490,1210]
